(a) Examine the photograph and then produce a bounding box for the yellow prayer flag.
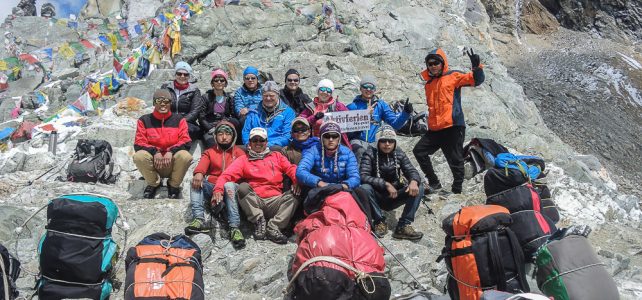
[58,43,75,59]
[107,33,118,51]
[164,13,175,20]
[0,61,7,71]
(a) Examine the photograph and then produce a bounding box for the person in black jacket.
[161,61,203,142]
[360,125,424,240]
[279,69,312,115]
[199,68,240,148]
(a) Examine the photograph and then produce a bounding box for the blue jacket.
[234,84,263,115]
[347,95,410,143]
[242,101,296,147]
[296,143,360,189]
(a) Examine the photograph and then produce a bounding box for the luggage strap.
[284,256,387,295]
[488,231,506,291]
[540,263,606,290]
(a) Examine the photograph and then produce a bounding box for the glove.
[466,48,480,69]
[403,98,413,114]
[314,112,324,120]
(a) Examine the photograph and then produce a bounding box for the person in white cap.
[299,79,352,148]
[241,81,296,149]
[161,61,203,142]
[214,127,299,244]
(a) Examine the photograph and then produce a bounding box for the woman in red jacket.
[299,79,351,149]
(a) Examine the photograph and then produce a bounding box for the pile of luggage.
[437,139,620,299]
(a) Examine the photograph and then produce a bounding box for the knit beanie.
[285,68,300,79]
[376,125,397,143]
[360,74,377,86]
[243,66,259,77]
[317,79,335,92]
[262,81,279,94]
[211,68,228,80]
[153,89,172,100]
[175,61,192,74]
[319,121,341,137]
[216,123,234,135]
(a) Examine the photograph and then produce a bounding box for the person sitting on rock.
[199,68,240,148]
[185,121,247,248]
[241,81,296,149]
[234,66,263,122]
[279,69,313,115]
[161,61,203,143]
[214,127,299,244]
[347,74,411,162]
[299,79,351,148]
[133,89,193,199]
[413,48,484,194]
[280,117,320,223]
[360,125,424,240]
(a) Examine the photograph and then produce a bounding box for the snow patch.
[617,52,642,70]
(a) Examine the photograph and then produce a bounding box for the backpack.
[534,228,619,300]
[532,181,559,224]
[124,233,204,300]
[486,184,557,260]
[36,194,120,300]
[438,205,529,300]
[391,100,428,137]
[464,138,509,178]
[483,168,529,196]
[0,243,21,300]
[480,290,550,300]
[136,57,150,79]
[67,139,117,184]
[494,153,544,181]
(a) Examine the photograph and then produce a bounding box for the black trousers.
[412,126,465,188]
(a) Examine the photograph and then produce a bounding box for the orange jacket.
[420,48,484,131]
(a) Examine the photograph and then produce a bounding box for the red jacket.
[299,97,352,149]
[134,110,191,155]
[193,120,246,184]
[420,48,484,131]
[292,191,386,278]
[214,151,297,198]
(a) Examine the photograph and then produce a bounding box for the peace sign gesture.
[466,48,481,69]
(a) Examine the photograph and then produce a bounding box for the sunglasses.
[244,76,257,81]
[361,84,376,91]
[250,137,267,143]
[379,139,395,144]
[292,127,310,133]
[154,98,171,105]
[211,78,226,83]
[427,60,441,67]
[287,78,300,83]
[323,133,340,140]
[318,87,333,93]
[175,72,190,77]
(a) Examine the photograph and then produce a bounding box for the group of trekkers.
[132,47,484,248]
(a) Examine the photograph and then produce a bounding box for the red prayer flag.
[80,39,96,49]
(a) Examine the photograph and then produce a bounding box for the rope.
[124,280,205,296]
[44,229,112,240]
[443,265,518,291]
[372,234,426,290]
[40,275,105,286]
[284,256,387,295]
[540,263,606,290]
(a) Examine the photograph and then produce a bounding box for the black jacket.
[360,146,421,192]
[162,81,203,124]
[199,90,237,131]
[279,88,312,115]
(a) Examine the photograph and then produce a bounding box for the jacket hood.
[214,120,238,150]
[420,48,449,80]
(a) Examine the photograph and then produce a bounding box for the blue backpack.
[494,153,544,181]
[136,57,150,79]
[36,193,122,300]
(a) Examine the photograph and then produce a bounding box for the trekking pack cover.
[124,233,204,300]
[486,184,557,259]
[67,139,116,184]
[37,194,119,300]
[1,243,21,300]
[439,205,529,300]
[535,234,619,300]
[532,181,559,223]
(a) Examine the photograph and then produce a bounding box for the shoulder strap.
[506,228,529,292]
[488,231,506,291]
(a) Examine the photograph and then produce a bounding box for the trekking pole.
[26,155,71,186]
[371,233,427,291]
[421,198,434,215]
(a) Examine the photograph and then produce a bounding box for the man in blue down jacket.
[241,81,296,148]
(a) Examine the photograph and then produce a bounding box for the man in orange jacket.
[413,48,484,194]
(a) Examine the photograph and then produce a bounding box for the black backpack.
[0,243,20,300]
[391,100,428,136]
[67,139,117,184]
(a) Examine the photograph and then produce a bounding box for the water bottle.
[48,130,58,155]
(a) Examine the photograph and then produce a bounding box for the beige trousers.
[132,150,192,188]
[237,183,297,231]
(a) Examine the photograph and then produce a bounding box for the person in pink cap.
[199,68,241,147]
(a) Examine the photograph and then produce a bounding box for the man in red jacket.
[214,127,298,244]
[133,89,193,199]
[185,121,247,247]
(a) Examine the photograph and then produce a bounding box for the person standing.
[412,48,484,194]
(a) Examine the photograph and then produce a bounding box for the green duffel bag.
[534,230,619,300]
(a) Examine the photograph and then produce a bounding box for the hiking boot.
[374,221,388,238]
[254,217,266,240]
[184,219,209,235]
[427,181,442,194]
[143,185,159,199]
[229,227,246,249]
[392,225,424,241]
[266,227,288,244]
[451,185,462,194]
[168,186,181,199]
